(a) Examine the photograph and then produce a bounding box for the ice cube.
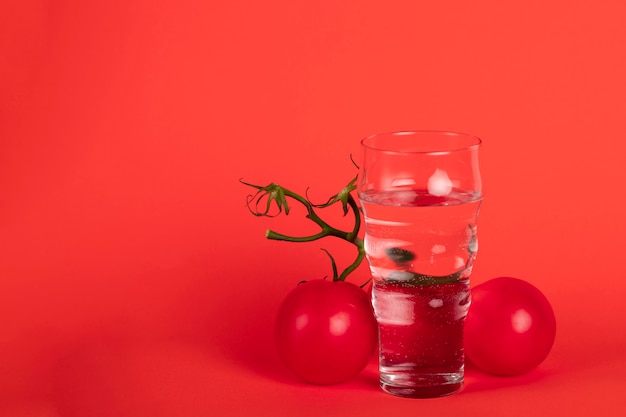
[427,169,452,196]
[373,291,415,326]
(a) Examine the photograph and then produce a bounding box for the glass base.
[379,369,464,398]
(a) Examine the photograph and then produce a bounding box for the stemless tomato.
[275,279,378,385]
[464,277,557,376]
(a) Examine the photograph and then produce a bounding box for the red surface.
[2,0,626,415]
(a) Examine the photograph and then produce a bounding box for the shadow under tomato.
[461,361,552,394]
[213,309,381,390]
[219,329,296,385]
[206,284,382,390]
[350,355,383,391]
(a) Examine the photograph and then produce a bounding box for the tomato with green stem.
[242,174,377,384]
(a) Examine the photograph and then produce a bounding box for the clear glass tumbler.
[357,131,482,398]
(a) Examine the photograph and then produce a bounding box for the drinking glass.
[357,131,482,398]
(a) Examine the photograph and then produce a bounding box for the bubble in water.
[431,244,446,255]
[429,298,444,308]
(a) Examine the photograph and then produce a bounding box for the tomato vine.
[240,175,366,283]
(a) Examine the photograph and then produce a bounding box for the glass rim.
[360,130,482,155]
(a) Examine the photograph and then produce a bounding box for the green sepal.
[321,248,340,281]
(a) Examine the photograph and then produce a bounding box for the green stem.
[339,237,365,281]
[265,188,364,281]
[264,187,350,242]
[345,194,361,243]
[242,176,365,283]
[265,229,328,242]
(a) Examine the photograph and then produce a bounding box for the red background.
[2,0,625,415]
